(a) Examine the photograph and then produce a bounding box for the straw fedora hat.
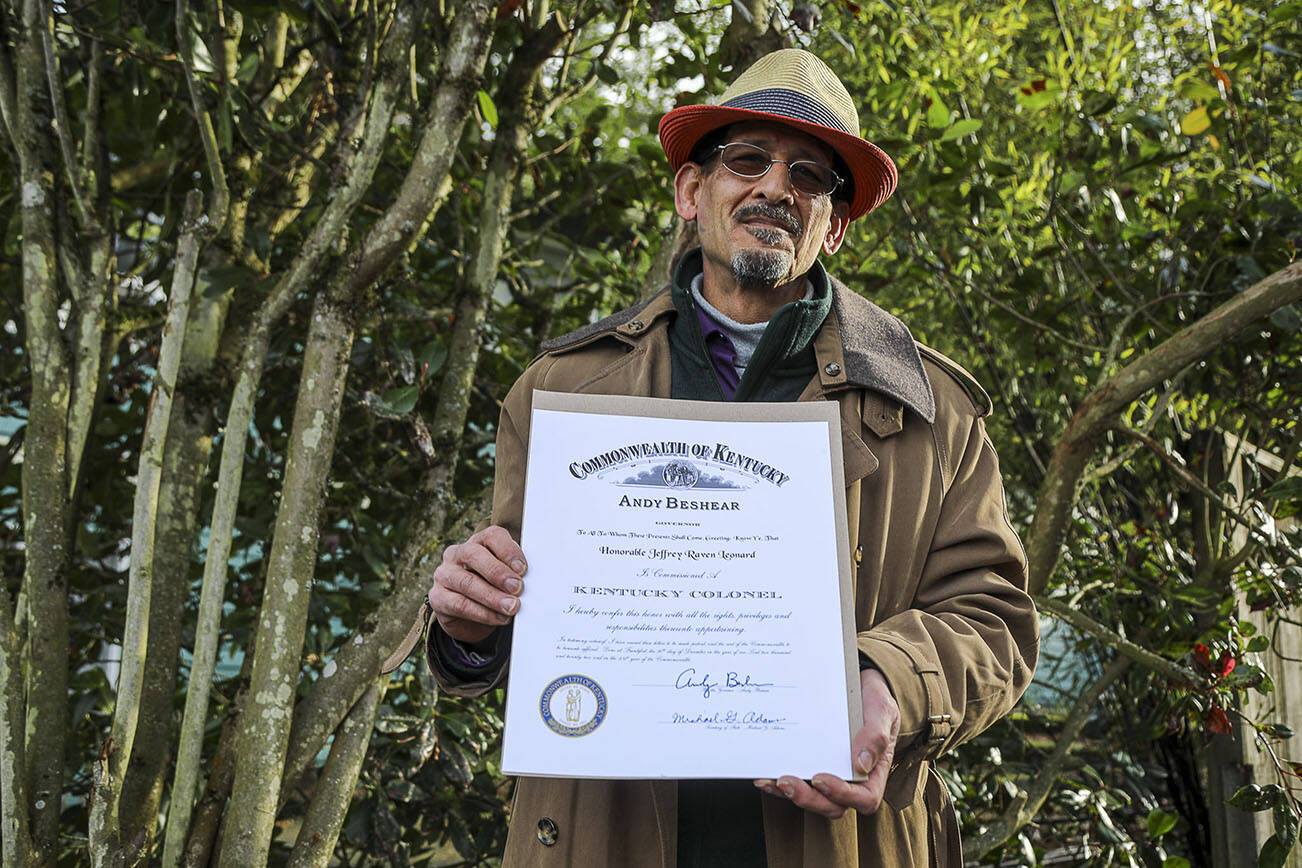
[658,49,897,221]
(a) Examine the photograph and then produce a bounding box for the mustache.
[733,203,802,238]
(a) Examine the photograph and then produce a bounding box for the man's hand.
[427,525,527,644]
[753,668,900,818]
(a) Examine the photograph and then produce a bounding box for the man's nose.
[752,160,797,201]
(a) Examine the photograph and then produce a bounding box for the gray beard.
[730,248,792,290]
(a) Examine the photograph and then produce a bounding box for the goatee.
[729,203,802,289]
[731,248,792,289]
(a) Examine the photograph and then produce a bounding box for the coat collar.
[539,255,935,424]
[821,274,935,424]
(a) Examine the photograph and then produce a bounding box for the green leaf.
[940,118,983,142]
[363,543,389,579]
[1147,807,1179,838]
[595,62,620,86]
[417,341,449,376]
[440,740,474,787]
[925,87,950,127]
[477,89,498,128]
[1259,835,1291,868]
[1269,1,1302,21]
[1266,477,1302,501]
[1163,858,1192,868]
[1181,106,1211,135]
[385,779,423,802]
[201,264,256,297]
[380,385,420,415]
[1273,798,1298,849]
[1246,635,1270,653]
[1270,305,1302,332]
[1179,79,1220,102]
[1230,783,1283,812]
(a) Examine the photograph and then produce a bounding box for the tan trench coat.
[432,273,1039,867]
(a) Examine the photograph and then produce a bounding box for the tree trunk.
[118,281,230,861]
[285,679,385,868]
[90,189,205,868]
[10,1,72,861]
[279,9,565,793]
[218,287,358,866]
[0,590,34,867]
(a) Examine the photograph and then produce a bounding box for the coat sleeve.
[856,409,1038,807]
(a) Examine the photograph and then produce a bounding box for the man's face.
[674,121,850,292]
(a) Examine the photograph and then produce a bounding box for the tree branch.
[1026,259,1302,594]
[218,286,357,867]
[40,15,92,227]
[175,0,230,233]
[964,656,1132,860]
[89,189,205,867]
[347,0,494,295]
[1037,595,1199,684]
[13,1,73,857]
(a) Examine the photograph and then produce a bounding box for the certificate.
[501,391,862,780]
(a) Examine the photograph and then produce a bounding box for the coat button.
[824,362,842,376]
[537,817,558,846]
[627,320,645,331]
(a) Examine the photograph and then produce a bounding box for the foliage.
[2,0,1300,865]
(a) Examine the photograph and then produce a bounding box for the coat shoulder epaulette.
[539,293,662,355]
[915,343,992,417]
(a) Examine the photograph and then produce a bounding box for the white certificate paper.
[502,391,862,780]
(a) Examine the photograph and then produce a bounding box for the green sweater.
[668,249,832,403]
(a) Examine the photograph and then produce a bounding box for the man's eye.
[791,165,824,186]
[728,153,769,174]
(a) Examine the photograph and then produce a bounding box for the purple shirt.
[695,303,740,400]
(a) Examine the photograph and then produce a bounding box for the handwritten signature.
[675,667,774,699]
[669,710,787,725]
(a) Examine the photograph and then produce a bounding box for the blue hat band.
[720,88,854,136]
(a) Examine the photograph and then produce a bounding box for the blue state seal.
[540,674,607,737]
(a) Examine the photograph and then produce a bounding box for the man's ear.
[822,199,851,255]
[673,163,704,221]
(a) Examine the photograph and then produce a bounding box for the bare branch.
[964,656,1132,860]
[1027,259,1302,594]
[40,17,92,226]
[88,190,205,866]
[347,0,495,294]
[1037,595,1199,684]
[0,14,18,145]
[175,0,230,233]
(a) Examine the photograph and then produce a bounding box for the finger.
[811,773,882,816]
[473,525,528,576]
[774,776,848,819]
[447,540,525,595]
[431,565,518,621]
[430,581,511,622]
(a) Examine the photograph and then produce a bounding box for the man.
[426,49,1038,866]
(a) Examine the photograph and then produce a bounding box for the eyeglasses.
[712,142,843,197]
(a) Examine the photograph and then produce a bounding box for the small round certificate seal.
[540,674,607,737]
